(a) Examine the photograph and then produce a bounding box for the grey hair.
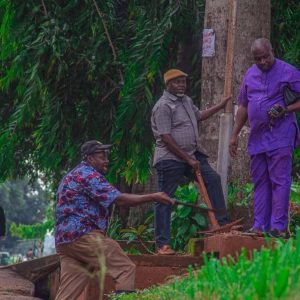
[251,38,272,53]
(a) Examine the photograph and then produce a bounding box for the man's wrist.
[186,156,194,165]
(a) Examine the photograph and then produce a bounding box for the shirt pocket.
[171,104,191,128]
[248,101,266,125]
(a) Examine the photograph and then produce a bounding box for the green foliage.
[228,180,300,206]
[120,224,154,244]
[291,181,300,203]
[109,222,152,254]
[290,215,300,236]
[0,179,50,248]
[0,0,205,186]
[294,143,300,177]
[10,219,54,240]
[120,213,154,242]
[271,0,300,174]
[227,181,254,208]
[109,0,204,184]
[122,245,142,255]
[171,183,207,251]
[0,0,299,187]
[118,214,155,254]
[113,231,300,300]
[290,182,300,235]
[271,0,300,67]
[107,215,123,240]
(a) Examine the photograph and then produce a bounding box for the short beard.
[176,93,184,97]
[99,167,108,175]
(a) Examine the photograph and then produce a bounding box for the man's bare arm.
[115,192,174,207]
[200,96,231,120]
[229,105,248,157]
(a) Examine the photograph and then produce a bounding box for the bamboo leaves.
[0,0,204,186]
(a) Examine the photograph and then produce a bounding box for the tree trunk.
[200,0,271,200]
[126,173,157,227]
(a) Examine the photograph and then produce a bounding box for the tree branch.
[92,0,124,84]
[101,87,118,102]
[41,0,48,16]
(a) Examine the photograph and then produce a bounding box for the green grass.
[112,231,300,300]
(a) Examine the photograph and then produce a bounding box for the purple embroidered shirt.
[238,59,300,155]
[55,162,121,246]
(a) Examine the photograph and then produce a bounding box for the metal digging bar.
[195,171,243,235]
[173,199,227,214]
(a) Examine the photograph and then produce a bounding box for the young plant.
[107,215,123,240]
[290,181,300,203]
[227,181,254,207]
[171,183,207,251]
[120,214,155,254]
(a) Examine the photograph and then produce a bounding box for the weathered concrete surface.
[217,113,233,201]
[0,268,40,299]
[6,254,59,283]
[203,232,270,259]
[50,254,203,300]
[0,255,59,300]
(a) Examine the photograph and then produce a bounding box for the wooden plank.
[224,0,237,113]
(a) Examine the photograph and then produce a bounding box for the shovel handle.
[195,171,219,228]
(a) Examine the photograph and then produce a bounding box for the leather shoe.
[245,227,264,237]
[268,229,290,239]
[156,245,176,255]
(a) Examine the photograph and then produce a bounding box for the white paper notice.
[202,29,215,57]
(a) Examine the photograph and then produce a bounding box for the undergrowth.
[111,230,300,300]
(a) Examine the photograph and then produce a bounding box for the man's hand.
[268,104,286,119]
[229,136,238,157]
[153,192,175,205]
[219,95,232,109]
[199,95,232,121]
[187,158,200,172]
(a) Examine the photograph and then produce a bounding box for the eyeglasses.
[101,149,110,160]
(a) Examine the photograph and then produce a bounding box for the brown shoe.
[156,245,176,255]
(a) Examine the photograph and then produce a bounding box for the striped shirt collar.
[163,90,185,101]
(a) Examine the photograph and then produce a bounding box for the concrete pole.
[217,0,237,204]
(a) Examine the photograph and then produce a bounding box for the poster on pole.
[202,29,215,57]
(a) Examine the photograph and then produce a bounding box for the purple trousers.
[250,146,293,232]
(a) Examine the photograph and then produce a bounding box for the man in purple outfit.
[229,38,300,238]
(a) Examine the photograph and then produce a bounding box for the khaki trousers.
[55,230,136,300]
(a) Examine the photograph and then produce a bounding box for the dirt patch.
[228,204,253,230]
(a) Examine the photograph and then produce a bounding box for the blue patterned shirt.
[55,162,121,246]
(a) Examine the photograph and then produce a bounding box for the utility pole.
[201,0,271,204]
[216,0,237,201]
